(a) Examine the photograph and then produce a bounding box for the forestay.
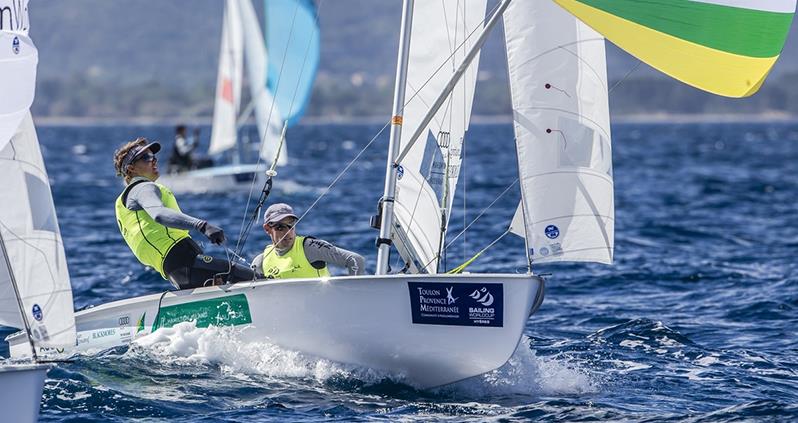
[505,0,614,264]
[239,0,286,164]
[553,0,797,97]
[392,0,487,273]
[209,0,244,156]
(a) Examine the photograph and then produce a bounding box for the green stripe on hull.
[572,0,794,57]
[153,294,253,330]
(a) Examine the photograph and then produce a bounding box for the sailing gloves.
[200,221,226,245]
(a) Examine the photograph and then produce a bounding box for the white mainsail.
[392,0,487,273]
[504,0,614,264]
[0,0,76,352]
[209,0,245,156]
[238,0,286,165]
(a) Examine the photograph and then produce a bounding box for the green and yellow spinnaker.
[553,0,796,97]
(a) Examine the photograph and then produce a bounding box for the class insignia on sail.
[553,0,797,97]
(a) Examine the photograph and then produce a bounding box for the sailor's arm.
[126,183,205,230]
[303,238,366,275]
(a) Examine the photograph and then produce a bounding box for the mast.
[375,0,415,275]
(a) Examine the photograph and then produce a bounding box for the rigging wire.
[234,0,325,255]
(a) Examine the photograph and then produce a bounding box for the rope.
[447,229,510,274]
[445,178,518,249]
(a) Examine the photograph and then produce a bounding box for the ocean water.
[8,121,798,421]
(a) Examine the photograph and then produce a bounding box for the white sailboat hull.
[0,363,50,423]
[10,273,544,388]
[157,163,267,194]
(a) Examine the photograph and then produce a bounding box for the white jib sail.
[505,0,614,264]
[238,0,286,165]
[0,113,77,350]
[209,0,245,156]
[392,0,487,273]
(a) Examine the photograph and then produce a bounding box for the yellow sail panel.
[554,0,792,97]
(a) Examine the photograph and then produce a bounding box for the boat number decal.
[32,304,43,321]
[408,282,503,327]
[119,316,130,326]
[152,294,252,331]
[544,225,559,239]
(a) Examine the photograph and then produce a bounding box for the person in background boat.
[167,125,198,172]
[251,203,366,279]
[113,137,256,289]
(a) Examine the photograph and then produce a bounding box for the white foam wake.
[443,336,598,396]
[130,322,394,384]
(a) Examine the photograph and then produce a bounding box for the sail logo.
[545,225,560,239]
[11,36,19,54]
[469,287,494,306]
[396,165,404,180]
[31,303,42,321]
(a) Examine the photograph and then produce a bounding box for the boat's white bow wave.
[129,321,399,385]
[129,324,595,395]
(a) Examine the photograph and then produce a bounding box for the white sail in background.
[209,0,245,155]
[0,114,76,350]
[505,0,614,264]
[392,0,486,273]
[238,0,286,165]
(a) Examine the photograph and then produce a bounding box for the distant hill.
[28,1,798,119]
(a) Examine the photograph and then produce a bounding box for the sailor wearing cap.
[113,137,255,289]
[251,203,366,279]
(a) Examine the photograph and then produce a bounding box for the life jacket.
[261,235,330,279]
[115,180,190,279]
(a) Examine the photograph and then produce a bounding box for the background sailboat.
[0,2,77,420]
[160,0,320,194]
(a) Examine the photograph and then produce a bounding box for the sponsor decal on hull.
[152,294,252,330]
[408,282,504,327]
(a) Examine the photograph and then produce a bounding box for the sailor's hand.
[200,221,226,245]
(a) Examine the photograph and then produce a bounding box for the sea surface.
[5,121,798,421]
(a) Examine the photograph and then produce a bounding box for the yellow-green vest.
[261,235,330,279]
[115,181,190,279]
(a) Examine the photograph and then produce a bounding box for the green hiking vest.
[261,235,330,279]
[115,181,190,279]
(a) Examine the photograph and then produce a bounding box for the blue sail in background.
[264,0,320,127]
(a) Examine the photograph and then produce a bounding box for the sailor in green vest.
[113,138,255,289]
[251,203,366,279]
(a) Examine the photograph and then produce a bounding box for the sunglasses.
[268,222,295,232]
[136,153,157,163]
